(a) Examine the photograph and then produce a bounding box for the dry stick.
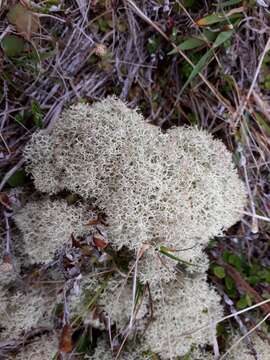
[252,90,270,123]
[234,36,270,126]
[218,261,270,316]
[128,249,139,330]
[219,312,270,360]
[0,210,14,272]
[180,298,270,338]
[241,149,258,233]
[211,317,220,360]
[114,245,149,360]
[159,280,173,360]
[1,81,9,132]
[240,210,270,223]
[125,0,234,114]
[223,294,249,339]
[0,158,25,192]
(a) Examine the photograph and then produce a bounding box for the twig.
[234,36,270,125]
[0,81,9,132]
[125,0,234,113]
[4,211,11,254]
[223,293,249,337]
[0,210,14,273]
[0,158,25,192]
[180,298,270,337]
[219,261,270,316]
[0,327,52,358]
[219,312,270,360]
[241,210,270,223]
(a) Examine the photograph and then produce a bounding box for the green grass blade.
[179,49,214,95]
[168,37,206,55]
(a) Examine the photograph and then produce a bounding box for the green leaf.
[14,113,27,126]
[213,266,226,279]
[75,330,92,353]
[246,275,260,286]
[180,49,214,95]
[258,269,270,283]
[246,294,252,307]
[159,245,197,267]
[213,30,233,48]
[216,322,226,336]
[169,37,206,54]
[255,113,270,137]
[202,29,218,42]
[196,14,226,26]
[236,294,252,309]
[183,0,195,8]
[147,36,160,54]
[7,169,27,187]
[225,276,235,290]
[97,18,110,33]
[216,0,243,7]
[227,287,237,299]
[228,254,242,272]
[31,100,43,128]
[222,250,231,262]
[236,295,248,309]
[1,35,25,57]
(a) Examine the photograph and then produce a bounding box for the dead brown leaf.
[7,3,40,40]
[59,324,73,353]
[93,234,108,250]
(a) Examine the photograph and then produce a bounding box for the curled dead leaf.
[7,3,40,40]
[0,192,12,209]
[59,324,73,353]
[93,234,108,250]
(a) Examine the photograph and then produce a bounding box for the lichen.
[144,276,223,359]
[84,338,150,360]
[14,199,95,263]
[227,334,270,360]
[24,97,246,283]
[69,274,149,331]
[0,289,53,340]
[14,334,58,360]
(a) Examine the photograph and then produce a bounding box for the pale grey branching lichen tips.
[24,97,246,282]
[14,199,93,263]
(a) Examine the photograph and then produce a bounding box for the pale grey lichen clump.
[18,97,248,359]
[137,243,210,285]
[69,274,149,332]
[0,288,53,340]
[24,99,144,198]
[68,274,223,359]
[85,338,150,360]
[14,334,58,360]
[144,276,223,358]
[24,96,246,283]
[189,347,215,360]
[14,199,93,263]
[227,334,270,360]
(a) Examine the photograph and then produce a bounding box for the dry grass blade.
[234,36,270,125]
[219,312,270,360]
[180,298,270,338]
[125,0,234,113]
